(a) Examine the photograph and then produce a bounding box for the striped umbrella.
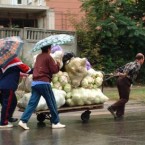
[0,36,24,67]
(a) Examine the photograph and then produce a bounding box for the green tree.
[74,0,145,84]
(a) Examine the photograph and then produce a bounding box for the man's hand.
[114,72,127,77]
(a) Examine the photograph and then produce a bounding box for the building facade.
[0,0,55,29]
[46,0,84,31]
[0,0,84,31]
[0,0,79,63]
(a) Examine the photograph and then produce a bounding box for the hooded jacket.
[0,57,32,91]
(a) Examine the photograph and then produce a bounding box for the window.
[18,0,22,4]
[11,0,22,5]
[38,0,42,6]
[27,0,32,4]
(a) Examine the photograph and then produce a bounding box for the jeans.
[20,84,60,124]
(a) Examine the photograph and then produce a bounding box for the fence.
[0,27,77,63]
[0,27,76,42]
[0,28,23,38]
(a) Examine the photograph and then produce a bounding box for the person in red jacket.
[18,45,65,130]
[0,57,33,128]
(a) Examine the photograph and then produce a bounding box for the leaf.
[106,31,112,37]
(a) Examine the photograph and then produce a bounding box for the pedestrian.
[18,45,65,130]
[0,57,33,128]
[107,53,144,120]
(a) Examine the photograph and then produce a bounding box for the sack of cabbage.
[17,72,108,111]
[17,88,66,111]
[51,69,109,107]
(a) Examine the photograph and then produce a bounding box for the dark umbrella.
[0,36,24,67]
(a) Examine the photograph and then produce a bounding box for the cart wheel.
[45,114,52,123]
[37,113,46,122]
[81,110,91,123]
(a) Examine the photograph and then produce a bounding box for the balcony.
[0,27,77,63]
[0,0,46,6]
[0,27,76,41]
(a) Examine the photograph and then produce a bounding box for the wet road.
[1,101,145,145]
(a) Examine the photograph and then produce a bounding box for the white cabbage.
[95,77,103,87]
[18,89,66,111]
[52,76,59,83]
[53,82,62,90]
[52,89,66,108]
[63,83,72,93]
[59,75,69,86]
[66,99,75,106]
[87,69,103,78]
[65,92,72,99]
[69,88,109,106]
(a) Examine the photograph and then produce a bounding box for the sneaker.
[107,106,117,118]
[18,120,29,130]
[0,123,13,128]
[114,115,124,121]
[52,123,66,129]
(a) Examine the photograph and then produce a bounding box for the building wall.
[0,0,11,4]
[22,40,77,65]
[30,0,46,6]
[0,0,82,30]
[0,0,54,29]
[46,0,84,31]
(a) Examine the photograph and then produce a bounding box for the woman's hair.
[41,45,51,53]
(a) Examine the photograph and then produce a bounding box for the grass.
[103,85,145,102]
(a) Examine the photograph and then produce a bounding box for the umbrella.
[51,45,63,53]
[0,36,24,67]
[32,34,74,52]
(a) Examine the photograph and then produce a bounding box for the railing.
[24,27,76,42]
[0,28,23,38]
[0,27,76,42]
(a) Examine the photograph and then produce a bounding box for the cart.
[18,73,113,123]
[35,103,104,123]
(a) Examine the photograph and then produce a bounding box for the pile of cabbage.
[51,69,108,107]
[17,47,109,111]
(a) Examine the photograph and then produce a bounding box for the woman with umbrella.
[18,45,65,130]
[0,57,33,128]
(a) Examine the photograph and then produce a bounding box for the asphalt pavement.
[1,100,145,145]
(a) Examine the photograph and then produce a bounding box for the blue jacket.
[0,57,33,91]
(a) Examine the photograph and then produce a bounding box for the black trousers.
[0,89,17,125]
[111,77,131,117]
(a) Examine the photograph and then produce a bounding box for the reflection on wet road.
[0,101,145,145]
